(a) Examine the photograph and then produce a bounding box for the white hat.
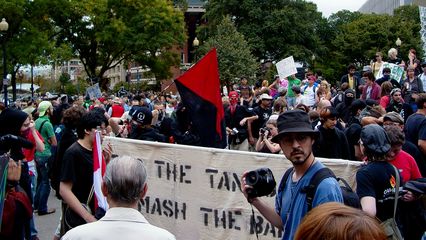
[259,93,272,100]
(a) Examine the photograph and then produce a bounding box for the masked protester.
[336,89,356,123]
[376,67,401,89]
[224,91,255,151]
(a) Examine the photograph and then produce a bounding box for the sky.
[308,0,368,18]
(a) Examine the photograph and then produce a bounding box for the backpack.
[302,83,318,95]
[279,167,361,210]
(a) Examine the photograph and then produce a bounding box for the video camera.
[0,134,34,161]
[245,168,276,198]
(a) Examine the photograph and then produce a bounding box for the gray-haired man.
[62,156,175,240]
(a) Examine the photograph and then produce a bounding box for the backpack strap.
[278,167,294,193]
[37,120,49,135]
[301,167,335,211]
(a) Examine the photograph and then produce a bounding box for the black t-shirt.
[61,142,94,210]
[404,113,426,145]
[356,162,401,222]
[251,106,272,138]
[225,105,254,128]
[345,120,362,161]
[313,126,350,160]
[129,126,167,142]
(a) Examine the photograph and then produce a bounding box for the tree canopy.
[42,0,186,89]
[199,17,258,88]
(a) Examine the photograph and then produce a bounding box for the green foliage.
[199,17,258,88]
[42,0,186,90]
[64,83,78,95]
[308,5,422,84]
[204,0,323,62]
[59,72,71,90]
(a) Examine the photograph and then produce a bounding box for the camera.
[0,134,34,161]
[231,128,239,135]
[259,127,268,135]
[245,168,276,198]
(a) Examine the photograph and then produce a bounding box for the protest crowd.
[1,47,426,240]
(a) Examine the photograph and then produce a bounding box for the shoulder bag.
[380,164,403,240]
[64,185,94,229]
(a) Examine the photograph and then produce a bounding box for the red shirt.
[22,130,43,162]
[390,150,422,183]
[111,104,124,118]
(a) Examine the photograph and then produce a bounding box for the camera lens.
[246,171,259,186]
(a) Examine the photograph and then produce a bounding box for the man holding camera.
[241,110,343,240]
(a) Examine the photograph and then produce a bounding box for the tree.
[59,72,71,92]
[0,0,53,100]
[199,17,258,88]
[204,0,324,62]
[317,6,422,84]
[43,0,185,90]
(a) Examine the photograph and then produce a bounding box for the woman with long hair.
[379,81,393,109]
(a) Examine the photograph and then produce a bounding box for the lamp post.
[395,37,402,58]
[0,18,8,107]
[193,37,199,63]
[311,54,316,72]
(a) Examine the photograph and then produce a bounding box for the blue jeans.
[286,97,296,108]
[34,155,51,213]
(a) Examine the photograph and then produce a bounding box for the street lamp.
[0,18,8,107]
[311,54,316,72]
[395,37,402,58]
[193,37,199,63]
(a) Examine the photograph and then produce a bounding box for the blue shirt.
[275,161,343,240]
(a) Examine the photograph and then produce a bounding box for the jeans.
[34,155,51,213]
[286,97,296,108]
[28,161,38,237]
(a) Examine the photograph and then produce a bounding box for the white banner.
[105,137,362,240]
[276,56,298,80]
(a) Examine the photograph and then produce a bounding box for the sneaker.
[38,208,56,216]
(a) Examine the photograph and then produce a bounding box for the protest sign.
[376,62,405,81]
[276,56,297,80]
[86,83,102,99]
[105,137,362,240]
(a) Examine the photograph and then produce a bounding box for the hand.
[103,142,113,164]
[239,118,247,126]
[7,159,21,181]
[248,137,255,145]
[402,191,417,202]
[241,171,258,203]
[29,120,35,131]
[85,214,97,223]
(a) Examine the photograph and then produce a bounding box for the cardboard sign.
[376,62,405,81]
[276,56,298,80]
[86,83,102,99]
[105,137,362,240]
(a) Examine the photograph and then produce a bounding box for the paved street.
[34,191,61,240]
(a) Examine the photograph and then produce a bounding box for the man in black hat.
[128,107,166,142]
[241,110,343,240]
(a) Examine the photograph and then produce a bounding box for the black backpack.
[279,167,361,210]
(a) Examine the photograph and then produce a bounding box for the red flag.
[175,48,226,148]
[93,130,108,210]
